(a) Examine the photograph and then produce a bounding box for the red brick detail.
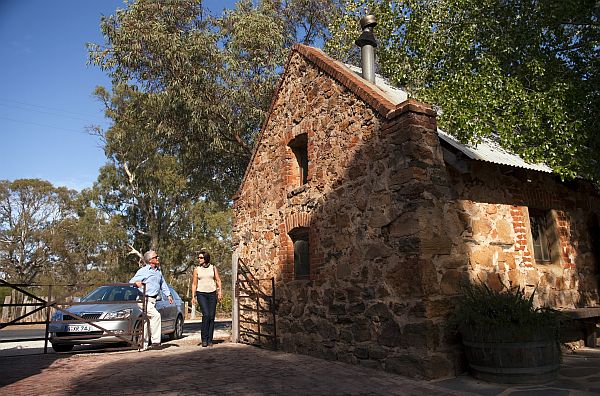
[386,99,437,119]
[279,229,294,281]
[293,45,435,120]
[554,210,574,269]
[234,44,438,199]
[279,212,314,282]
[282,130,307,145]
[283,145,300,187]
[511,205,534,267]
[283,212,311,234]
[283,133,311,188]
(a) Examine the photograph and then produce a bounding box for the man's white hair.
[143,250,157,264]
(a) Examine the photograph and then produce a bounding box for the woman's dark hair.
[199,250,211,264]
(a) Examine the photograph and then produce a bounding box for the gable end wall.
[233,50,466,379]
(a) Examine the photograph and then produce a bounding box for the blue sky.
[0,0,237,191]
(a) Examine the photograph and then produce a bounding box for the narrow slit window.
[289,134,308,186]
[529,209,554,263]
[289,227,309,279]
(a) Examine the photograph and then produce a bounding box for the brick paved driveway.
[0,341,465,396]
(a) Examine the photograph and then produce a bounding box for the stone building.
[231,44,600,379]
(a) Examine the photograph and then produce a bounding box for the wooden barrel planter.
[462,338,561,384]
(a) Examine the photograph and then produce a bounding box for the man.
[130,250,173,350]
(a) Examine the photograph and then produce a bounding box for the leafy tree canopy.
[88,0,335,200]
[85,0,334,292]
[0,179,74,283]
[327,0,600,183]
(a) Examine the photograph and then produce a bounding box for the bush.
[451,281,561,342]
[217,292,232,316]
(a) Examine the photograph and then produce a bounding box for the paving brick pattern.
[1,338,599,395]
[0,342,466,396]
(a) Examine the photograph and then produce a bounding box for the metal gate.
[234,258,277,349]
[0,279,148,355]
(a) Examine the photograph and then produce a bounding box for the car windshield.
[82,286,140,302]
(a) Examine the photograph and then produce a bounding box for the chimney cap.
[359,15,377,30]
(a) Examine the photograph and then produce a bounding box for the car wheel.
[169,315,183,340]
[132,319,144,348]
[52,344,74,352]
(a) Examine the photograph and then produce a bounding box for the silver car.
[49,284,184,352]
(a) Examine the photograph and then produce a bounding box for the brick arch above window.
[283,212,311,234]
[285,133,309,187]
[282,129,307,145]
[278,212,312,281]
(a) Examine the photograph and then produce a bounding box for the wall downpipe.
[355,15,378,83]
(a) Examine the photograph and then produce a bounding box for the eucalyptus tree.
[0,179,75,283]
[86,0,334,286]
[89,84,213,281]
[48,189,130,285]
[88,0,335,199]
[327,0,600,183]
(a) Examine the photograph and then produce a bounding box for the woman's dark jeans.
[196,291,217,343]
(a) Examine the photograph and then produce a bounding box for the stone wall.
[233,48,600,379]
[442,162,600,309]
[234,50,463,379]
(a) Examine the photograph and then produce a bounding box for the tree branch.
[127,244,144,267]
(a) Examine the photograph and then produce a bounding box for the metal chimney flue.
[355,15,378,83]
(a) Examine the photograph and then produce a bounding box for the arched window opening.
[289,227,309,279]
[288,134,308,186]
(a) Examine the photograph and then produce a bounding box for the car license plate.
[67,324,91,332]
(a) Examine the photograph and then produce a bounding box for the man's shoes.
[146,343,164,350]
[207,342,213,347]
[201,341,208,347]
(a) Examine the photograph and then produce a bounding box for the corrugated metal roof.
[437,129,553,173]
[346,64,408,103]
[346,64,553,174]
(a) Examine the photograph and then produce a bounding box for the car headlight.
[104,308,133,320]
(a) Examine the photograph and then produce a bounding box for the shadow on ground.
[63,344,444,395]
[0,319,232,388]
[0,353,61,387]
[2,344,600,395]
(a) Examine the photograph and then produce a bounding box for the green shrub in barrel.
[451,281,561,384]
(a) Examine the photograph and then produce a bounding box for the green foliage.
[0,179,77,283]
[327,0,600,184]
[0,177,138,286]
[2,1,334,290]
[451,281,561,342]
[88,0,335,201]
[217,290,233,316]
[84,0,333,296]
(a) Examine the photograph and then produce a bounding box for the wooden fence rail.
[1,294,53,323]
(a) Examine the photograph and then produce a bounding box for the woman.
[191,250,222,347]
